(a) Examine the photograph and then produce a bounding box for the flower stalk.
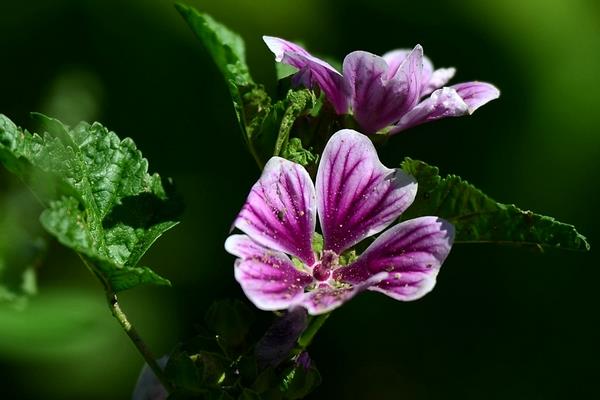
[78,255,173,393]
[106,291,173,393]
[298,313,330,349]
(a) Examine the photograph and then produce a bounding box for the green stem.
[106,290,173,392]
[298,313,330,349]
[78,256,173,393]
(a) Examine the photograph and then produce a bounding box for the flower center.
[312,250,338,281]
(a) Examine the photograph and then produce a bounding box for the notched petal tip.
[453,81,500,114]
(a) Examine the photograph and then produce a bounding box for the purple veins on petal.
[382,49,456,97]
[234,157,317,266]
[452,82,500,114]
[316,129,417,254]
[335,216,454,301]
[390,87,469,134]
[391,81,500,134]
[263,36,348,114]
[343,46,423,133]
[227,130,456,315]
[264,37,499,135]
[225,235,313,311]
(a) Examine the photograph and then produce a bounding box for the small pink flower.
[263,36,499,135]
[225,130,454,315]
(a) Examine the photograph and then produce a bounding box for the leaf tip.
[173,2,189,15]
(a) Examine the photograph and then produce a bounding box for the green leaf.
[194,351,229,387]
[175,3,251,87]
[401,158,590,250]
[0,113,182,292]
[273,90,316,156]
[176,4,271,165]
[279,361,321,400]
[280,138,317,168]
[165,351,203,394]
[205,299,255,350]
[176,5,321,169]
[248,89,317,167]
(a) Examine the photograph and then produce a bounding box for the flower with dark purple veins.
[263,36,500,135]
[225,129,454,315]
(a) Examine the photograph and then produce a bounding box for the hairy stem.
[298,313,330,349]
[78,255,172,392]
[106,290,173,392]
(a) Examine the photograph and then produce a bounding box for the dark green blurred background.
[1,0,598,398]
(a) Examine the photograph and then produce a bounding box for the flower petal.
[225,235,313,311]
[298,272,388,315]
[424,68,456,96]
[334,217,454,301]
[382,49,429,80]
[382,48,454,97]
[263,36,348,114]
[390,87,469,134]
[234,157,317,265]
[316,130,417,254]
[391,81,500,134]
[452,81,500,113]
[255,307,308,368]
[343,46,423,133]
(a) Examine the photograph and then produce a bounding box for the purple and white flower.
[225,129,454,315]
[263,36,500,135]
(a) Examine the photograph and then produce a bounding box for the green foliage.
[272,90,317,157]
[401,158,590,250]
[176,5,321,169]
[205,299,255,352]
[176,3,267,165]
[174,4,251,88]
[158,299,320,399]
[279,361,321,400]
[280,138,317,168]
[165,350,206,396]
[243,88,317,167]
[0,113,182,292]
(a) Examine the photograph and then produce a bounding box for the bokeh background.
[1,0,598,398]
